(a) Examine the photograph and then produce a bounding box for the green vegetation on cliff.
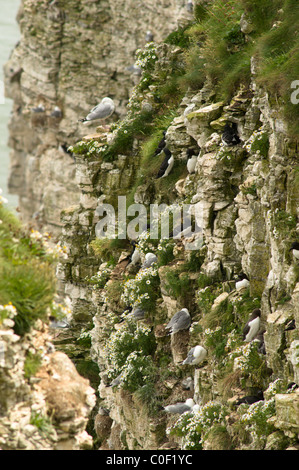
[0,201,63,336]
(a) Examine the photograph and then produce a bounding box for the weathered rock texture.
[4,0,189,235]
[0,320,96,450]
[4,0,299,452]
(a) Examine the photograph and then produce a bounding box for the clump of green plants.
[89,237,128,265]
[163,268,191,301]
[226,340,268,389]
[156,238,176,266]
[0,203,60,336]
[86,267,111,290]
[164,25,191,48]
[24,351,43,379]
[30,411,54,437]
[233,378,291,449]
[121,265,160,313]
[270,208,297,240]
[168,401,229,450]
[245,129,270,158]
[104,319,156,394]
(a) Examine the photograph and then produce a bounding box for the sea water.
[0,0,21,211]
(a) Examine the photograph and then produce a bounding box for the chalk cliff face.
[4,0,188,235]
[4,0,299,451]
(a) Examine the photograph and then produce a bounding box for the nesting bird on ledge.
[156,148,174,178]
[78,97,115,124]
[242,308,261,342]
[165,308,191,335]
[222,122,241,146]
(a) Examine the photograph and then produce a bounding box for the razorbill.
[289,241,299,260]
[165,308,191,335]
[235,390,264,406]
[242,308,261,342]
[78,97,115,124]
[222,122,241,146]
[181,345,207,366]
[164,398,195,414]
[156,148,174,178]
[154,131,166,156]
[235,273,250,290]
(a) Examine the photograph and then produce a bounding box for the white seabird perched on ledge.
[235,273,250,290]
[165,308,191,335]
[181,345,207,366]
[164,398,195,414]
[142,252,158,268]
[78,97,115,124]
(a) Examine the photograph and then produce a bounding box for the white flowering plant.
[104,318,156,392]
[49,297,72,320]
[226,339,267,388]
[0,302,17,325]
[29,229,68,261]
[236,379,287,449]
[168,401,228,450]
[244,128,269,158]
[86,266,111,290]
[135,42,158,73]
[121,265,160,312]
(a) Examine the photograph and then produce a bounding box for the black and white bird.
[78,97,115,124]
[142,252,158,268]
[181,345,207,366]
[124,240,141,266]
[186,148,198,174]
[289,241,299,260]
[235,390,264,406]
[156,148,174,179]
[235,273,250,291]
[221,122,241,146]
[165,308,191,335]
[154,131,166,156]
[164,398,195,414]
[242,308,261,342]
